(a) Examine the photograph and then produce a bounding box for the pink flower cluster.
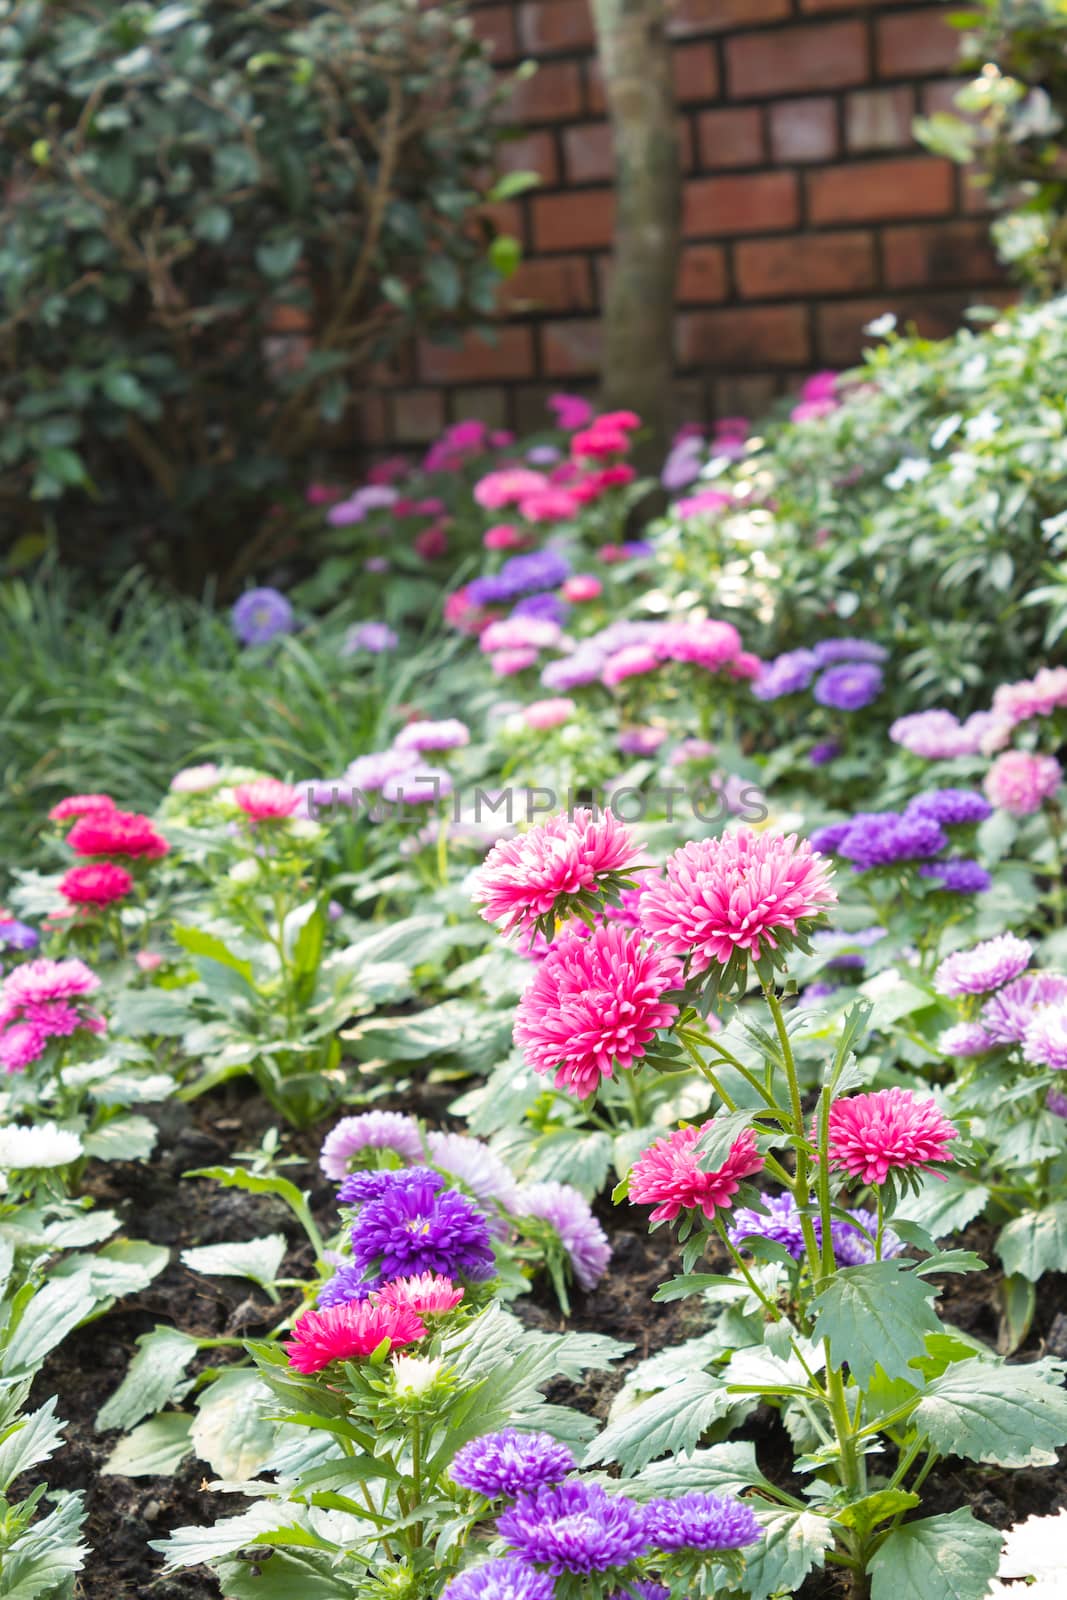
[790,370,839,424]
[0,958,105,1074]
[59,863,134,908]
[597,619,758,688]
[66,809,169,861]
[826,1088,958,1185]
[629,1126,763,1223]
[233,778,302,822]
[285,1269,466,1373]
[472,808,644,937]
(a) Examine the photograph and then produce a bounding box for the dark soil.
[30,1083,1067,1600]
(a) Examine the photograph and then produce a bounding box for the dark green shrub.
[0,0,509,587]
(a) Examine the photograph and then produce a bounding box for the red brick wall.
[367,0,1008,446]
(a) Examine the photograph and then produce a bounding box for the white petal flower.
[0,1122,83,1169]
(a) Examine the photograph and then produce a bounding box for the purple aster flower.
[319,1111,424,1179]
[394,719,470,754]
[513,593,569,626]
[338,1167,443,1206]
[1047,1088,1067,1119]
[607,1586,670,1600]
[934,934,1033,998]
[0,921,38,951]
[327,485,398,526]
[812,638,889,667]
[496,1481,649,1575]
[918,859,992,894]
[619,541,654,560]
[813,662,883,712]
[468,551,571,606]
[426,1132,521,1210]
[728,1193,807,1259]
[830,1207,903,1266]
[343,622,398,655]
[799,980,840,1005]
[345,750,419,794]
[617,726,668,757]
[515,1182,610,1291]
[812,926,886,969]
[809,740,841,767]
[836,812,948,870]
[644,1491,761,1551]
[669,738,716,767]
[809,820,854,855]
[981,972,1067,1044]
[540,648,607,692]
[661,437,705,491]
[752,649,818,701]
[527,445,562,466]
[317,1262,375,1308]
[442,1560,555,1600]
[1023,1005,1067,1070]
[231,588,294,646]
[352,1176,496,1282]
[381,766,454,805]
[906,789,992,827]
[939,1022,996,1058]
[451,1429,576,1498]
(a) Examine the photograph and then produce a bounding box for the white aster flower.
[0,1122,83,1169]
[997,1508,1067,1584]
[391,1355,444,1399]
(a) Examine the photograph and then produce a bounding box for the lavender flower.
[889,709,997,760]
[515,1182,611,1291]
[426,1132,522,1210]
[451,1430,576,1498]
[906,789,992,827]
[644,1491,761,1551]
[934,934,1033,998]
[812,926,885,969]
[981,972,1067,1044]
[317,1262,374,1308]
[0,921,38,951]
[496,1481,649,1574]
[514,593,569,626]
[352,1176,496,1282]
[467,551,571,605]
[381,766,454,805]
[338,1167,443,1206]
[1047,1088,1067,1119]
[442,1560,555,1600]
[809,820,855,855]
[813,662,883,711]
[607,1585,670,1600]
[617,726,668,757]
[728,1194,806,1258]
[394,719,470,753]
[541,648,607,692]
[661,436,705,491]
[345,750,419,794]
[812,638,889,667]
[752,649,818,701]
[343,622,398,655]
[831,1208,903,1266]
[939,1022,995,1058]
[835,812,948,870]
[327,485,398,525]
[918,859,992,894]
[319,1112,424,1179]
[231,588,294,646]
[809,741,841,767]
[1023,1005,1067,1071]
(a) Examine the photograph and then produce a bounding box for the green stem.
[763,985,822,1273]
[714,1215,783,1321]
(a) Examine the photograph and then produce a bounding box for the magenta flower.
[284,1301,425,1373]
[3,959,99,1006]
[374,1273,465,1316]
[826,1088,958,1185]
[629,1125,763,1223]
[514,923,680,1099]
[1023,1005,1067,1071]
[58,863,134,907]
[473,808,644,937]
[639,828,836,974]
[233,779,301,821]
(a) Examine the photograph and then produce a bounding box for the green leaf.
[102,1414,193,1478]
[837,1489,919,1535]
[996,1200,1067,1281]
[868,1508,1003,1600]
[255,238,302,279]
[489,169,541,202]
[172,924,256,987]
[692,1110,757,1170]
[90,1238,169,1298]
[810,1261,941,1386]
[82,1113,158,1163]
[0,1490,88,1599]
[101,371,146,409]
[0,1396,66,1494]
[153,1503,320,1567]
[914,1355,1067,1466]
[96,1326,199,1432]
[111,987,193,1037]
[894,1170,989,1239]
[488,233,522,278]
[181,1234,286,1290]
[215,1549,358,1600]
[194,204,232,244]
[631,1441,775,1498]
[2,1273,100,1376]
[191,1370,276,1480]
[582,1374,733,1473]
[740,1507,835,1600]
[425,255,462,310]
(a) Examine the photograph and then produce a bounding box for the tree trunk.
[591,0,681,452]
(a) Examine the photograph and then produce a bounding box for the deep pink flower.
[0,1022,48,1074]
[826,1088,958,1185]
[518,487,581,522]
[655,619,742,672]
[473,808,644,936]
[602,645,661,686]
[48,794,116,824]
[639,829,836,973]
[233,779,301,820]
[59,863,134,907]
[474,468,547,510]
[629,1125,763,1223]
[21,1000,85,1037]
[284,1301,426,1373]
[562,575,602,603]
[548,393,594,431]
[491,648,539,677]
[514,923,680,1099]
[414,522,450,561]
[66,810,169,860]
[374,1273,465,1316]
[984,751,1062,816]
[572,425,630,459]
[3,959,99,1005]
[484,524,525,551]
[675,489,732,518]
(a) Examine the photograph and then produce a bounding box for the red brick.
[922,79,965,118]
[418,327,535,385]
[673,42,720,103]
[736,231,876,298]
[962,165,994,214]
[846,87,915,152]
[541,318,603,377]
[677,244,729,304]
[882,221,1003,288]
[668,0,790,35]
[768,98,838,164]
[471,5,517,60]
[498,131,560,187]
[727,22,867,98]
[478,199,526,246]
[393,389,446,441]
[877,10,961,78]
[677,306,810,367]
[563,122,613,183]
[505,61,583,123]
[683,172,798,238]
[518,0,594,55]
[358,394,388,447]
[815,293,982,366]
[533,189,616,252]
[501,256,594,313]
[450,387,510,428]
[807,157,954,224]
[799,0,898,9]
[697,107,764,169]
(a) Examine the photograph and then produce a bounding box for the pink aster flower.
[232,779,301,820]
[548,393,594,431]
[472,808,645,937]
[480,618,561,654]
[674,489,732,518]
[629,1125,763,1223]
[518,487,582,523]
[169,763,221,793]
[562,575,602,603]
[656,619,743,673]
[48,793,116,824]
[374,1273,465,1316]
[602,645,661,687]
[934,933,1032,998]
[826,1088,958,1185]
[523,698,576,731]
[21,1000,88,1038]
[983,751,1062,816]
[66,810,169,860]
[0,1022,48,1074]
[59,863,134,907]
[484,524,525,551]
[991,666,1067,725]
[474,468,547,510]
[491,648,539,677]
[3,959,99,1005]
[514,924,680,1099]
[939,1022,995,1058]
[284,1301,426,1373]
[639,829,837,974]
[1022,1004,1067,1071]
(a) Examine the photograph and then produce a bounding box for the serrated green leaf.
[191,1369,276,1480]
[96,1326,199,1433]
[583,1374,733,1473]
[215,1548,358,1599]
[868,1508,1003,1600]
[810,1261,941,1386]
[0,1396,65,1494]
[740,1507,835,1600]
[894,1171,989,1239]
[181,1234,286,1289]
[103,1413,193,1478]
[914,1356,1067,1466]
[996,1200,1067,1281]
[82,1113,158,1163]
